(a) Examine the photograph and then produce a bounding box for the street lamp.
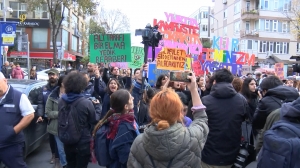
[2,2,13,63]
[209,14,219,36]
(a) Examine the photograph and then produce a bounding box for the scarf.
[107,111,135,139]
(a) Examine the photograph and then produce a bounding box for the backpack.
[58,97,85,145]
[258,120,300,168]
[94,123,113,166]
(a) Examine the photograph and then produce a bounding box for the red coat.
[11,67,24,79]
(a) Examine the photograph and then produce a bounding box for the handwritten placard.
[89,34,131,63]
[275,63,284,80]
[110,62,128,69]
[129,46,144,69]
[148,63,169,86]
[157,48,186,70]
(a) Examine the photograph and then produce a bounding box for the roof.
[7,79,45,85]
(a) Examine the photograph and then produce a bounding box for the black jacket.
[103,68,127,88]
[1,66,10,79]
[202,82,248,166]
[37,82,57,117]
[252,85,299,129]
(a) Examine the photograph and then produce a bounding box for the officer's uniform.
[0,85,34,168]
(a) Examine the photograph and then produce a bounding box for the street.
[25,140,104,168]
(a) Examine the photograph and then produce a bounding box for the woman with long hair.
[45,75,67,168]
[155,74,169,90]
[136,88,157,133]
[30,66,37,80]
[93,89,139,168]
[128,72,209,167]
[241,78,260,120]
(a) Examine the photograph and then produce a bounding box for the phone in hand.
[170,71,192,82]
[88,97,97,101]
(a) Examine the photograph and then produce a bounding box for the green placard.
[89,34,131,63]
[128,46,144,69]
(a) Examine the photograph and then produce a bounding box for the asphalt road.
[25,140,104,168]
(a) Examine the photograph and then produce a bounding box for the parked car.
[7,79,48,157]
[22,68,65,80]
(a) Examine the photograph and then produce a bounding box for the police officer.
[36,68,59,164]
[0,72,35,167]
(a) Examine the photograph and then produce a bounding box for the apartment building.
[189,6,214,40]
[211,0,299,61]
[0,0,86,69]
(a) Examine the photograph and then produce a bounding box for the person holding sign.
[103,65,131,90]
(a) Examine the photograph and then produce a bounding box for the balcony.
[240,29,259,38]
[241,8,259,20]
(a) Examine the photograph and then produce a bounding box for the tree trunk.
[52,28,57,65]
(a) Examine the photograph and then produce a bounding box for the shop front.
[7,51,76,71]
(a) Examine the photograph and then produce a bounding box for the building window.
[32,28,48,49]
[265,20,270,31]
[224,9,227,19]
[202,11,208,19]
[71,35,78,52]
[62,6,70,27]
[234,21,240,33]
[274,0,278,10]
[223,26,227,36]
[79,40,82,54]
[234,1,240,14]
[259,41,267,53]
[33,4,48,19]
[9,2,26,18]
[202,25,208,31]
[283,0,288,11]
[0,3,3,10]
[72,13,78,29]
[297,43,300,53]
[282,22,287,33]
[264,0,269,9]
[247,40,253,49]
[273,20,278,32]
[62,29,69,50]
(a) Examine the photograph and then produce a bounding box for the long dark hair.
[93,89,131,136]
[241,78,257,101]
[106,78,121,95]
[155,74,168,89]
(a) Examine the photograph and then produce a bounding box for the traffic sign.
[0,22,17,46]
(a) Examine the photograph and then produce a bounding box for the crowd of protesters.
[1,61,299,168]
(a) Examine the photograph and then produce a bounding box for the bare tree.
[20,0,98,63]
[94,7,130,33]
[283,0,300,38]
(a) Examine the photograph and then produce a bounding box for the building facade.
[0,0,86,69]
[211,0,299,61]
[189,6,214,40]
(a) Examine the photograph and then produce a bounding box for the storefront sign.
[1,17,50,28]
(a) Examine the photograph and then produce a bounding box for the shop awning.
[7,51,76,61]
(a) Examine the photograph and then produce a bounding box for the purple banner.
[147,47,162,59]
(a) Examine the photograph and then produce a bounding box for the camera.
[232,141,249,168]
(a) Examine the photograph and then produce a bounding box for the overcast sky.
[100,0,214,47]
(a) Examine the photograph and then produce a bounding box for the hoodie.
[280,97,300,122]
[253,85,299,129]
[59,93,97,144]
[11,66,24,79]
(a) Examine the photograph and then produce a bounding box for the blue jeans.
[54,135,67,166]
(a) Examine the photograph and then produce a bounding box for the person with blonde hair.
[127,72,209,167]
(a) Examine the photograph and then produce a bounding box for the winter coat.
[45,86,60,135]
[201,82,248,166]
[127,109,209,168]
[11,66,24,79]
[252,85,299,129]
